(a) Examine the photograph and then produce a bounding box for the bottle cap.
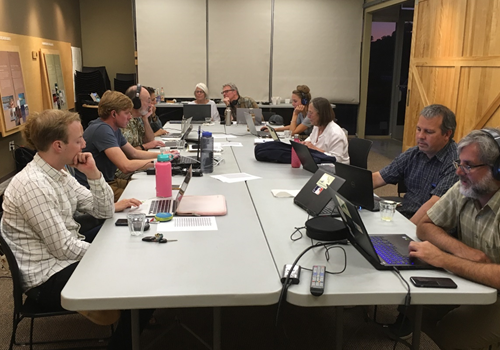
[202,131,212,137]
[157,154,173,162]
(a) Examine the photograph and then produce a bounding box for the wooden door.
[404,0,500,150]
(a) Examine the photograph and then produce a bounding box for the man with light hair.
[408,128,500,349]
[221,82,258,122]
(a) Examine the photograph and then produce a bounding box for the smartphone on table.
[410,276,457,289]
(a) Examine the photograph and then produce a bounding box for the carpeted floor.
[0,139,442,349]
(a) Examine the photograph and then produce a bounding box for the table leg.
[213,307,221,350]
[412,305,423,350]
[132,309,141,350]
[335,306,343,350]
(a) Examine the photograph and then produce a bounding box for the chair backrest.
[0,225,25,312]
[348,138,373,169]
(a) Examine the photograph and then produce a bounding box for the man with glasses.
[221,83,258,122]
[372,104,458,225]
[407,128,500,349]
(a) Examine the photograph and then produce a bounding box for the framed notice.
[43,52,68,110]
[0,50,29,134]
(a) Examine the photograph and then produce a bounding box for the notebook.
[328,187,435,270]
[294,168,345,217]
[244,112,270,138]
[236,108,263,125]
[183,104,211,123]
[334,162,380,212]
[165,117,192,139]
[290,140,319,173]
[129,166,193,216]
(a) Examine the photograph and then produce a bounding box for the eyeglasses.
[195,90,205,94]
[453,160,488,174]
[221,89,234,95]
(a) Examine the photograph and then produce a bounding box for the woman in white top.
[303,97,350,164]
[188,83,220,122]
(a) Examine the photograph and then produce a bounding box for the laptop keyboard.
[173,155,199,164]
[148,199,172,215]
[370,236,410,265]
[319,200,340,216]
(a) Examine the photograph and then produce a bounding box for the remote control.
[310,265,326,296]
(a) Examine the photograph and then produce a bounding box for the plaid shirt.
[229,95,259,119]
[1,154,114,291]
[379,141,458,217]
[428,182,500,264]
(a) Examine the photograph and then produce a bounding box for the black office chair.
[348,138,373,169]
[0,225,110,350]
[381,180,407,203]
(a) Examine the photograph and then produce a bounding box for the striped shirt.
[427,182,500,264]
[379,141,458,217]
[1,154,115,291]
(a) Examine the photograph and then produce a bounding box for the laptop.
[290,140,319,173]
[294,168,345,217]
[171,126,202,168]
[267,125,281,142]
[183,104,211,123]
[335,162,380,212]
[129,166,193,216]
[165,117,192,139]
[162,125,193,148]
[244,112,270,138]
[328,187,436,270]
[236,108,263,125]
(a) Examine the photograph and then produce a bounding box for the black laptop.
[328,187,436,270]
[183,104,211,123]
[294,168,345,217]
[335,162,380,212]
[290,140,319,173]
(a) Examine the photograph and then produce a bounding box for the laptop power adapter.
[281,264,301,284]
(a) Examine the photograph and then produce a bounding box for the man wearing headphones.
[76,90,165,201]
[372,104,458,225]
[408,128,500,349]
[221,82,258,122]
[122,84,165,151]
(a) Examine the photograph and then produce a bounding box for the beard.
[459,171,500,199]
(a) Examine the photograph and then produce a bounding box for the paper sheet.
[271,189,300,198]
[211,173,261,183]
[219,142,243,147]
[158,216,218,232]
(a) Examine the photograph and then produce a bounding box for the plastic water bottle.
[156,154,172,197]
[160,87,165,102]
[200,131,214,173]
[224,107,232,126]
[291,134,301,168]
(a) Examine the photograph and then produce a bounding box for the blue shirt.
[75,119,127,186]
[379,141,458,217]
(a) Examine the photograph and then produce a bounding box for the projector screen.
[136,0,363,103]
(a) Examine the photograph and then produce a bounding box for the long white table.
[62,123,497,350]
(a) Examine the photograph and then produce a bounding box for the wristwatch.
[140,144,146,150]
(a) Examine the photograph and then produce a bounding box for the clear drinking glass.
[127,213,146,236]
[380,200,398,222]
[283,130,291,139]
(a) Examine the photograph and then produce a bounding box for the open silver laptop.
[244,112,270,138]
[126,166,192,217]
[236,108,263,124]
[164,117,192,139]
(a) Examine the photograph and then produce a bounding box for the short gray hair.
[458,128,500,166]
[222,82,238,94]
[420,104,456,140]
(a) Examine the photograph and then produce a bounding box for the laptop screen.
[183,104,211,121]
[328,187,380,262]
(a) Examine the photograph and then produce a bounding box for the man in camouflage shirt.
[221,82,258,122]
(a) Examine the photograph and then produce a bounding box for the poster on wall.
[44,53,68,110]
[0,50,29,132]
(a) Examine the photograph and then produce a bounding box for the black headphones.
[132,84,142,110]
[300,92,308,105]
[480,129,500,180]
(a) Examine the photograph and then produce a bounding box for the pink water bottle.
[291,134,301,168]
[156,154,172,197]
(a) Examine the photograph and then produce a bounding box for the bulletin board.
[0,31,74,136]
